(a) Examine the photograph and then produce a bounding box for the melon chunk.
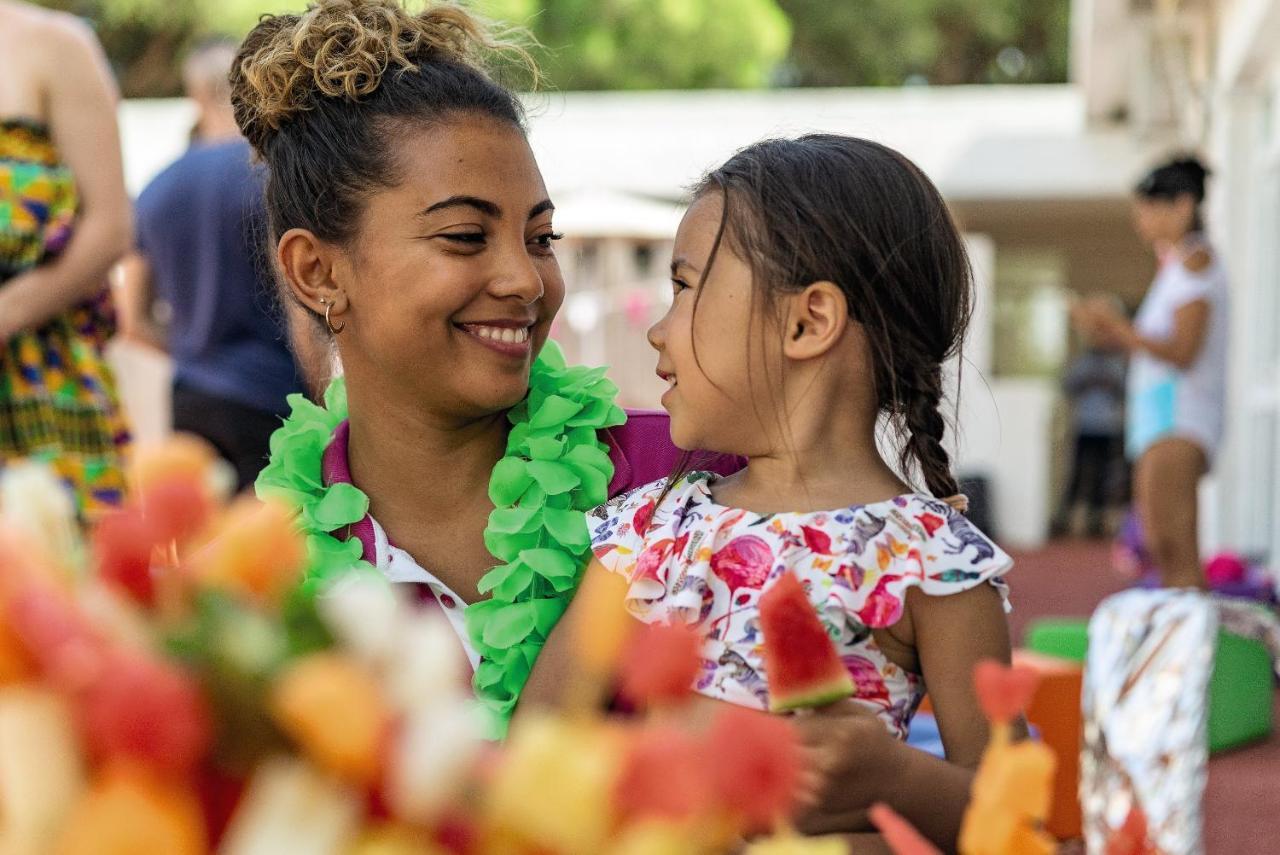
[760,572,853,712]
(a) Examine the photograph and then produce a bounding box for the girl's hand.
[1081,298,1135,352]
[790,700,900,835]
[1069,301,1100,336]
[792,699,975,852]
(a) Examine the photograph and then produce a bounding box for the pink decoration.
[1205,552,1248,588]
[624,289,652,329]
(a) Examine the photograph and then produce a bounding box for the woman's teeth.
[467,325,530,344]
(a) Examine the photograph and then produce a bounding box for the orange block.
[916,653,1083,841]
[1012,650,1083,841]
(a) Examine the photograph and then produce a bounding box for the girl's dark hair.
[688,135,973,501]
[228,0,532,322]
[1135,155,1211,230]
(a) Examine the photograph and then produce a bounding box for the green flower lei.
[256,342,625,738]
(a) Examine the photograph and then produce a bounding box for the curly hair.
[230,0,531,153]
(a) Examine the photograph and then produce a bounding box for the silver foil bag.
[1081,591,1280,855]
[1081,590,1216,855]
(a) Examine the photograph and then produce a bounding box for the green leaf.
[322,377,348,418]
[544,491,573,511]
[526,460,581,495]
[566,426,601,448]
[506,420,532,452]
[475,660,507,691]
[536,340,567,370]
[520,548,580,589]
[494,644,534,692]
[566,395,614,427]
[483,527,541,563]
[488,506,538,535]
[489,457,533,507]
[530,394,582,429]
[527,435,566,460]
[529,596,571,636]
[563,443,614,477]
[482,602,538,649]
[574,465,609,508]
[477,561,533,601]
[306,483,370,529]
[543,508,590,550]
[516,483,547,511]
[464,599,504,655]
[604,404,628,427]
[281,585,335,657]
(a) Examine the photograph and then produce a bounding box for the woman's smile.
[456,318,535,358]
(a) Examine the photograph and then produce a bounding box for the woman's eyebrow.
[419,195,502,218]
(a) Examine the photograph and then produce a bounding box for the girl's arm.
[910,583,1019,767]
[0,16,131,339]
[1109,299,1209,370]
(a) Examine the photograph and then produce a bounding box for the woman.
[237,0,980,846]
[1076,156,1227,588]
[0,1,132,514]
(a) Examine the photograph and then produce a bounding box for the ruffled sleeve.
[825,496,1014,629]
[588,477,671,599]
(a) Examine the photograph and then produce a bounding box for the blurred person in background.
[118,39,303,492]
[1075,156,1226,588]
[0,0,132,515]
[1052,315,1128,538]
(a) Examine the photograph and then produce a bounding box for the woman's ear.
[782,281,849,361]
[277,228,349,317]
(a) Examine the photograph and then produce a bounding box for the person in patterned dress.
[0,1,132,515]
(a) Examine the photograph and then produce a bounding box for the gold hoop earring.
[320,298,346,335]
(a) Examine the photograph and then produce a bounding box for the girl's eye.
[530,232,564,254]
[671,277,690,295]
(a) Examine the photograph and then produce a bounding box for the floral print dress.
[589,472,1013,739]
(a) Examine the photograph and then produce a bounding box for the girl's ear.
[782,281,849,361]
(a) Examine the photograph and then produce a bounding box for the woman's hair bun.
[230,0,527,153]
[1135,153,1211,202]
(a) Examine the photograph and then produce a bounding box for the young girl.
[535,135,1017,842]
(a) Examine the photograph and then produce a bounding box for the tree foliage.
[31,0,1067,97]
[776,0,1069,86]
[478,0,791,90]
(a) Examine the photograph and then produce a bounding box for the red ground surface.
[1009,538,1279,854]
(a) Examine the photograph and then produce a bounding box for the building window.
[633,244,654,277]
[992,251,1071,378]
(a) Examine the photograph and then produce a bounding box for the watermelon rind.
[767,673,856,713]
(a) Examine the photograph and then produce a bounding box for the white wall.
[1204,0,1280,575]
[951,235,1056,549]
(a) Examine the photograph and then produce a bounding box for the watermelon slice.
[759,571,854,712]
